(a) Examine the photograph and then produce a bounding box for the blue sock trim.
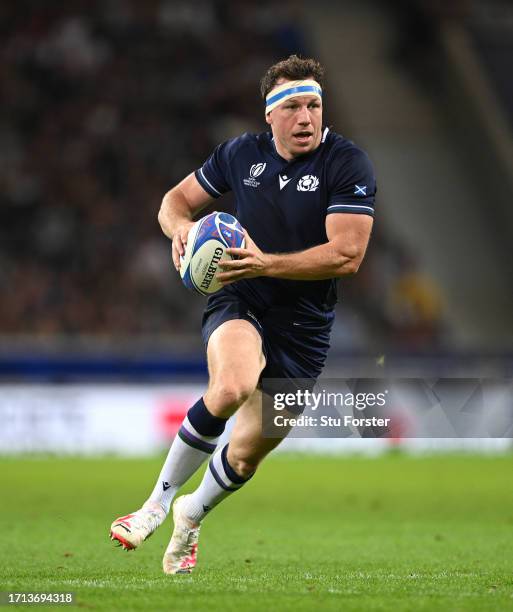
[208,460,240,491]
[187,397,227,437]
[221,444,253,484]
[178,427,217,454]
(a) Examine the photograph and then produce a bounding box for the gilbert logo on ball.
[180,212,245,295]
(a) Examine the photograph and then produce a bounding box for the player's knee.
[208,380,255,416]
[219,382,253,408]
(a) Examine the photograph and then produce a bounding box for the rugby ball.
[180,212,245,295]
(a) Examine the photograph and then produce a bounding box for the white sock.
[182,443,252,523]
[146,415,222,513]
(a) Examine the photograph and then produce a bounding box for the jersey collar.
[268,127,330,163]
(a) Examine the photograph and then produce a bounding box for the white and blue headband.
[265,79,322,114]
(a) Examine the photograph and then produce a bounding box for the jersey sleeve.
[326,147,376,217]
[194,139,237,198]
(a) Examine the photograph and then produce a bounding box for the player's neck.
[272,134,321,161]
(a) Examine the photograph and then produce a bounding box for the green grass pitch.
[1,453,513,611]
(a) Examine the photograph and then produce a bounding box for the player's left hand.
[217,231,269,284]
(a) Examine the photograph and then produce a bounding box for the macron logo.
[279,175,292,190]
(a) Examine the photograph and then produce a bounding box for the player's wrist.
[262,253,279,277]
[169,219,192,240]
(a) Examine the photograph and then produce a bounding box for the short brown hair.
[260,54,325,99]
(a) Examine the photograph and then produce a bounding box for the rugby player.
[110,55,375,574]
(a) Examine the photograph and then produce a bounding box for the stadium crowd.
[0,0,445,349]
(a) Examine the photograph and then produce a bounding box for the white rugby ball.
[180,212,245,295]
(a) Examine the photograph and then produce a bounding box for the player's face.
[266,78,323,160]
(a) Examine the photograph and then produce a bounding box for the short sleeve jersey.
[195,127,376,320]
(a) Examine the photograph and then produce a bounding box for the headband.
[265,79,322,114]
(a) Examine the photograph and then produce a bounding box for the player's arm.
[267,213,373,279]
[218,213,373,282]
[158,173,215,270]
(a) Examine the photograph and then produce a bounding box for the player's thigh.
[227,388,291,472]
[205,319,266,407]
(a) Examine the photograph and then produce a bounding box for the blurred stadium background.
[1,0,512,455]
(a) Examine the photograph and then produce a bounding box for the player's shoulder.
[211,132,271,172]
[322,130,375,186]
[323,129,371,166]
[219,131,270,152]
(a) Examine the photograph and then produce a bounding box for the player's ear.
[265,112,272,126]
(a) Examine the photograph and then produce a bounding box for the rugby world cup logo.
[249,163,266,178]
[297,175,319,192]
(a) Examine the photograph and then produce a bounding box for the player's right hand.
[172,222,195,271]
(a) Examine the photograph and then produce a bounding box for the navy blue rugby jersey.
[194,127,376,320]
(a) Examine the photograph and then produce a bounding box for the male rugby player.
[110,55,375,574]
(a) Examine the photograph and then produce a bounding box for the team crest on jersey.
[243,162,266,188]
[297,175,319,192]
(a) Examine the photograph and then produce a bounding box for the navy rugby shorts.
[202,291,334,412]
